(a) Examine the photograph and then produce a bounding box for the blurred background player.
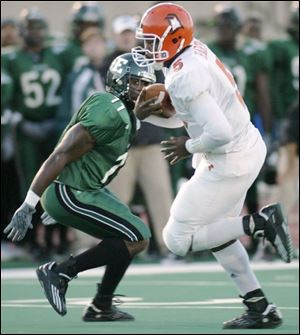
[1,66,24,260]
[1,8,68,260]
[1,18,20,47]
[103,15,138,69]
[268,3,299,142]
[277,99,299,213]
[209,5,272,256]
[1,18,22,260]
[254,3,299,259]
[60,1,105,74]
[58,27,107,130]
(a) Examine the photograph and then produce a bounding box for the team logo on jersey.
[166,14,182,33]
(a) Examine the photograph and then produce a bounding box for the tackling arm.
[30,123,95,197]
[4,123,95,242]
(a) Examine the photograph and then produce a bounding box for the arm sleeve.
[79,95,119,144]
[185,91,233,154]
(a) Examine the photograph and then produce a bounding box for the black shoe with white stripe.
[223,303,282,329]
[82,303,134,322]
[260,203,293,263]
[36,262,70,316]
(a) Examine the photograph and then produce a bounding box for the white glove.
[41,211,57,225]
[4,202,35,242]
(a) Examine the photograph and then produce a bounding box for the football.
[144,83,175,118]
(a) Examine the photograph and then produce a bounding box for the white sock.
[212,240,261,296]
[192,217,245,251]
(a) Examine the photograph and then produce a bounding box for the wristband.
[25,190,40,208]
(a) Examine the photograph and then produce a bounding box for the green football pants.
[41,182,151,242]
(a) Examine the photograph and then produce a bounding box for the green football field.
[1,261,299,334]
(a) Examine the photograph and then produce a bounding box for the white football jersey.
[164,39,260,155]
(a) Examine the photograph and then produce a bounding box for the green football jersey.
[1,45,65,121]
[57,92,136,191]
[241,39,271,114]
[209,42,250,98]
[208,42,268,115]
[268,38,299,118]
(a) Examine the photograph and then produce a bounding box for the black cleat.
[36,261,69,316]
[223,303,283,329]
[82,303,135,322]
[260,203,293,263]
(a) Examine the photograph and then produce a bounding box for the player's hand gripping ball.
[134,83,175,120]
[144,83,175,118]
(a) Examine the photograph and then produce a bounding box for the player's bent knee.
[125,239,149,257]
[162,225,191,257]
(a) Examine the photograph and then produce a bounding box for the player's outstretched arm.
[3,124,95,242]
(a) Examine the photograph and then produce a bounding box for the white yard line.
[2,296,299,310]
[1,260,298,279]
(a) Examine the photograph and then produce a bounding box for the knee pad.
[162,218,192,257]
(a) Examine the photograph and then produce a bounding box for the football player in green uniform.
[209,6,272,137]
[2,8,70,258]
[1,68,22,239]
[57,27,107,135]
[1,8,65,194]
[4,53,158,321]
[268,4,299,136]
[209,6,272,255]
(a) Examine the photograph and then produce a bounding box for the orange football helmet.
[132,3,194,68]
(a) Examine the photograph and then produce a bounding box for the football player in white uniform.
[132,2,293,329]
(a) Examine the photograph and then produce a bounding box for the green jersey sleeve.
[57,92,134,190]
[78,93,124,144]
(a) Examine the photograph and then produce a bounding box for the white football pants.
[163,133,267,256]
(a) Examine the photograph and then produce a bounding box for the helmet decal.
[166,14,182,33]
[131,3,193,67]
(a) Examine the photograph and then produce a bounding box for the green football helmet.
[19,8,48,47]
[106,53,156,107]
[71,1,105,38]
[214,5,242,31]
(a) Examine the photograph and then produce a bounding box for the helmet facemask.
[132,27,171,70]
